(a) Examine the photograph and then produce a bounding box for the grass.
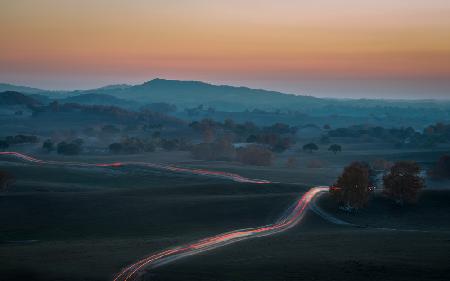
[1,142,450,281]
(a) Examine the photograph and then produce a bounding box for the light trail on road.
[0,151,327,281]
[0,152,270,184]
[113,186,328,281]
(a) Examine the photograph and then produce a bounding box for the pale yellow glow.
[1,0,450,90]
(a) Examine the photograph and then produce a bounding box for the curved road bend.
[113,187,328,281]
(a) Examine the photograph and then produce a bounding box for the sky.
[1,0,450,99]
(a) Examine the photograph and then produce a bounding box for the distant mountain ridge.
[1,78,449,111]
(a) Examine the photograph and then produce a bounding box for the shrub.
[57,141,82,155]
[0,171,15,192]
[237,145,272,166]
[328,144,342,154]
[42,139,54,152]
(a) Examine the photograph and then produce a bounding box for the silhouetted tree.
[430,155,450,179]
[328,144,342,154]
[109,143,123,154]
[57,141,82,155]
[383,161,425,205]
[0,170,15,192]
[161,139,178,151]
[330,162,371,211]
[0,140,9,151]
[42,139,54,152]
[303,143,319,153]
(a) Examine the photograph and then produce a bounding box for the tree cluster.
[57,139,83,155]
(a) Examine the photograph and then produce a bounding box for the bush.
[237,145,272,166]
[430,155,450,179]
[4,135,39,145]
[383,161,425,205]
[303,143,319,153]
[57,141,82,155]
[191,138,236,161]
[0,140,9,151]
[0,170,15,192]
[109,143,123,154]
[42,139,54,152]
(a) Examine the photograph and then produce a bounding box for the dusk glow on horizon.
[1,0,450,99]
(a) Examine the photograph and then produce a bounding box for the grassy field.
[147,196,450,281]
[1,142,449,281]
[0,162,305,281]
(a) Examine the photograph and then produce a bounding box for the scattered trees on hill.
[383,161,425,205]
[303,143,319,153]
[3,135,39,145]
[326,123,450,149]
[328,144,342,154]
[330,162,372,211]
[109,137,155,154]
[0,171,15,192]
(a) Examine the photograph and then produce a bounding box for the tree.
[161,139,178,151]
[0,170,15,192]
[383,161,425,205]
[57,141,82,155]
[109,143,123,154]
[330,162,371,211]
[430,155,450,179]
[303,143,319,153]
[0,140,9,151]
[42,139,54,152]
[328,144,342,154]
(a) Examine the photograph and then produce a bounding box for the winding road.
[0,151,269,184]
[0,151,329,281]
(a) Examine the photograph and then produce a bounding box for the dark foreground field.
[0,160,449,281]
[149,193,450,281]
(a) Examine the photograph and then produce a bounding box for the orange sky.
[1,0,450,98]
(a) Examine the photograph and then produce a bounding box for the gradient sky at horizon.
[1,0,450,99]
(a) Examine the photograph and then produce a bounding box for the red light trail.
[0,151,327,281]
[112,187,328,281]
[0,151,269,184]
